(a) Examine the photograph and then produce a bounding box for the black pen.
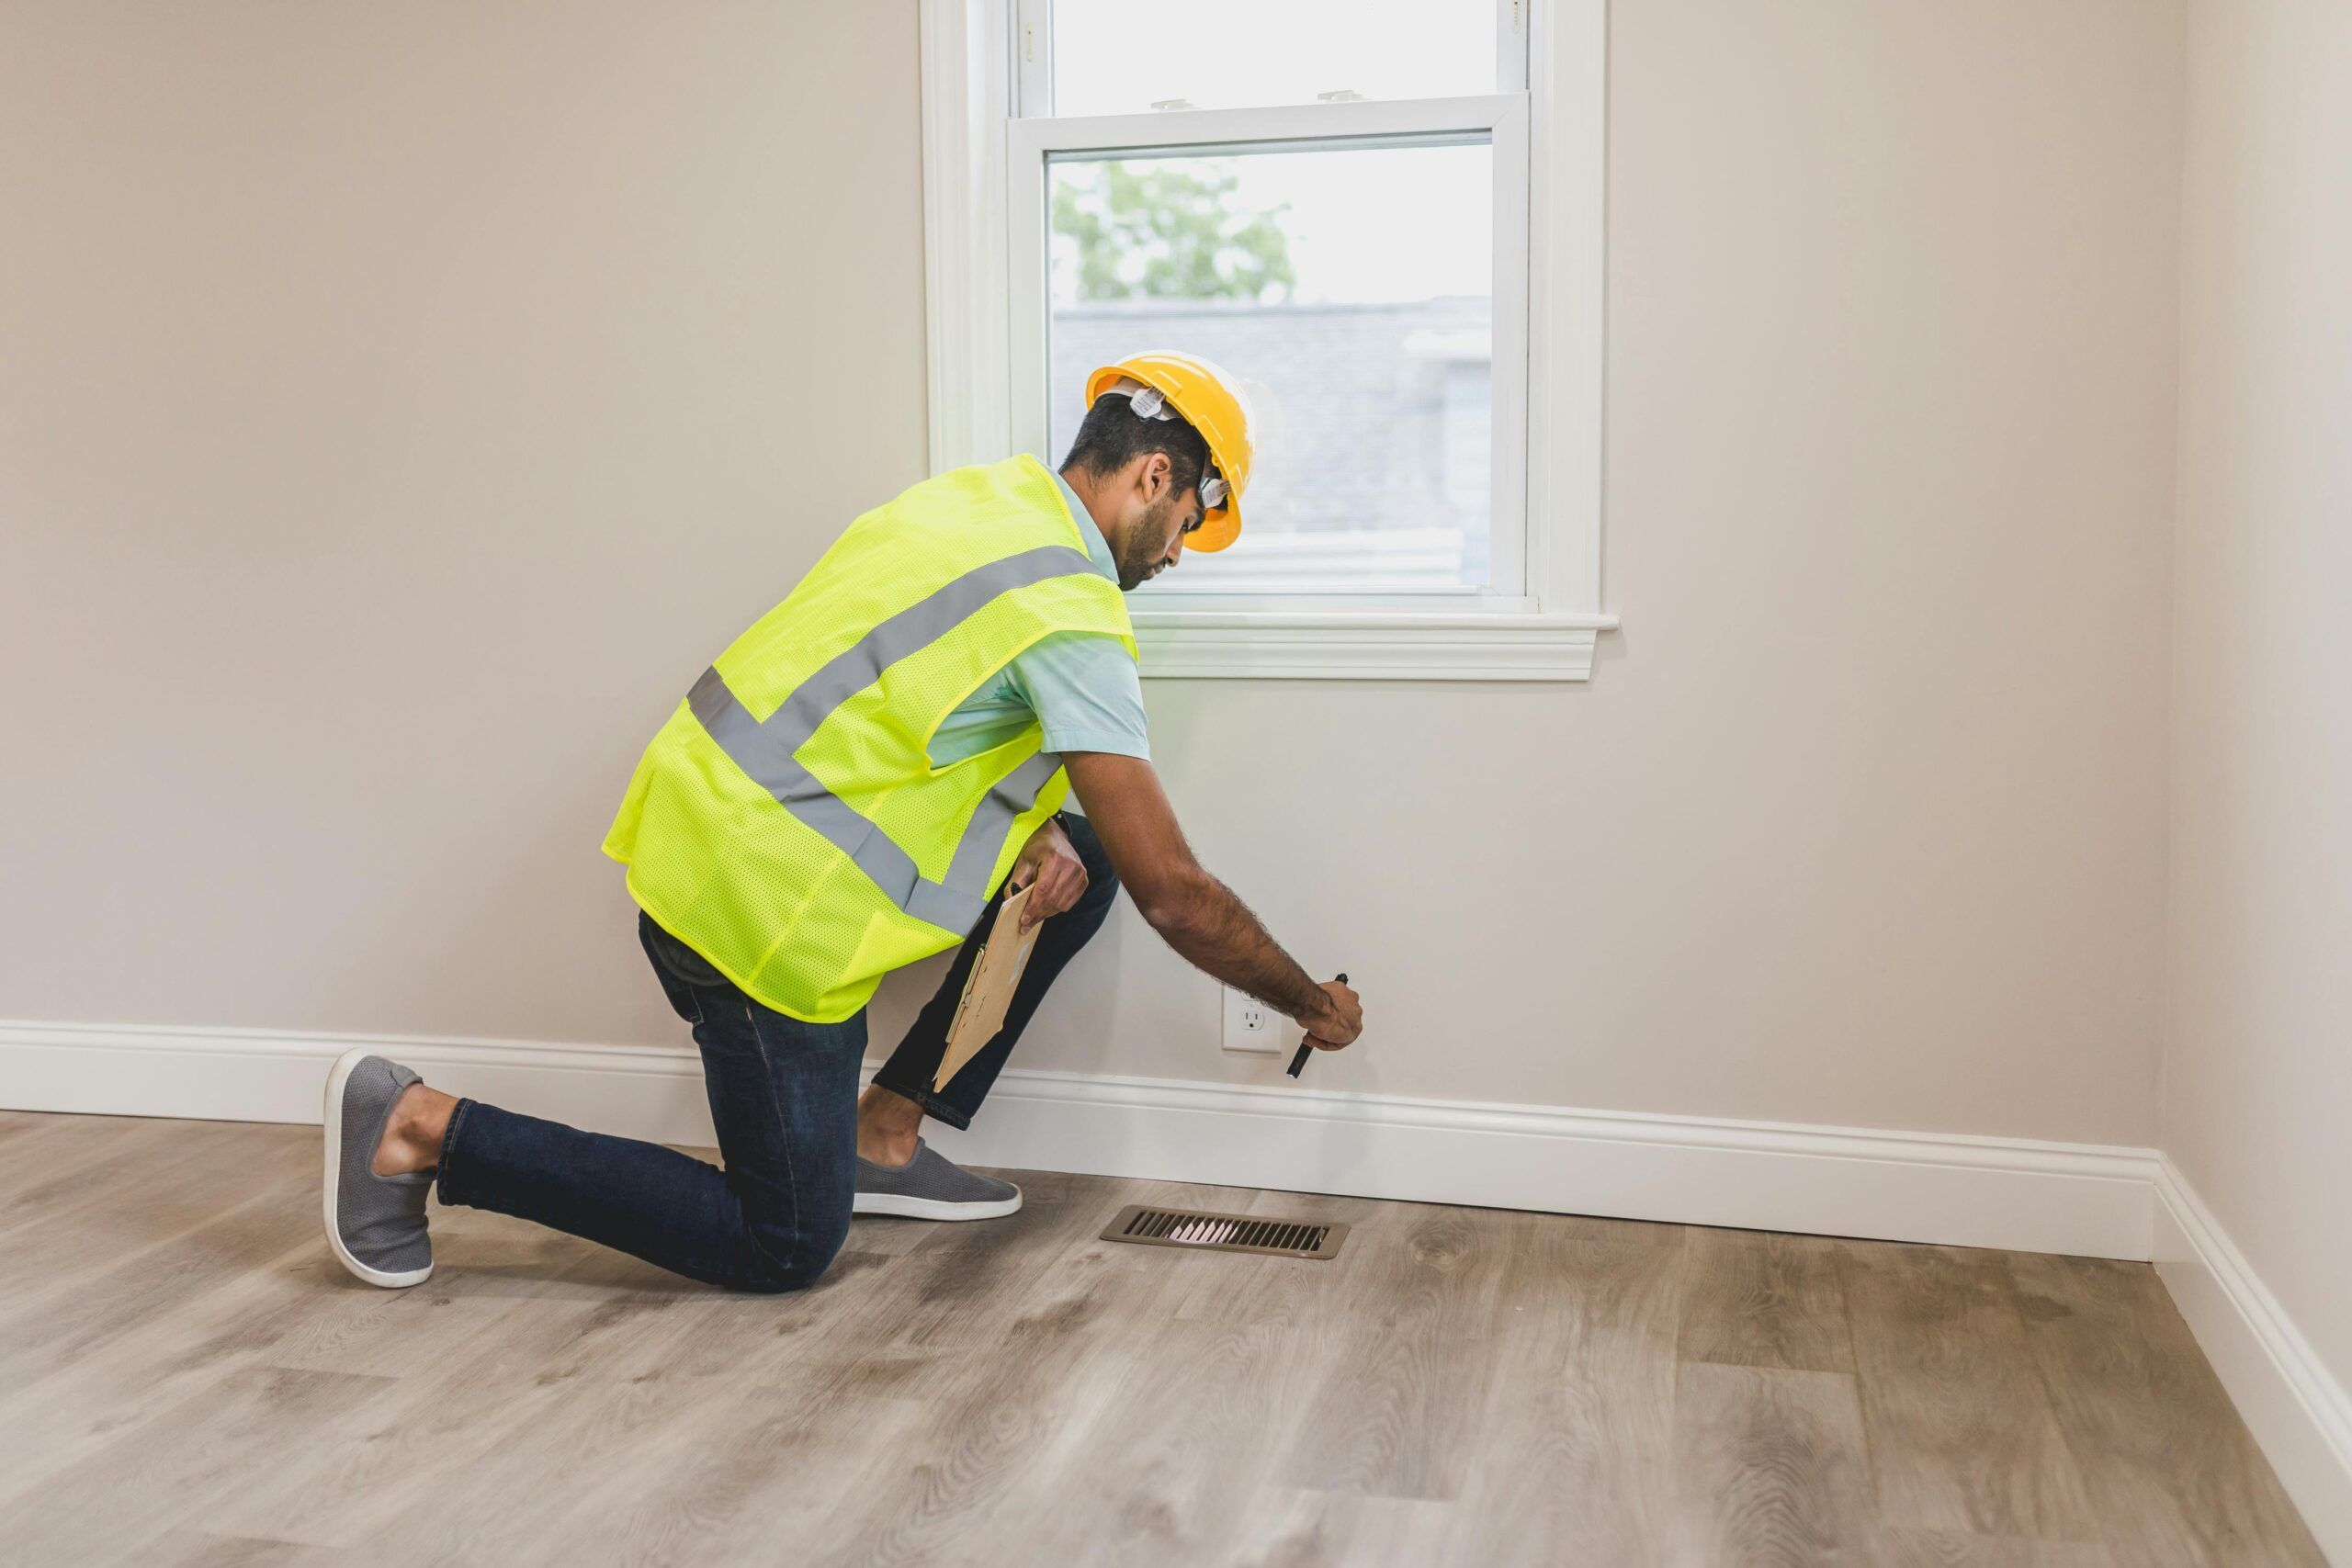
[1285,974,1348,1079]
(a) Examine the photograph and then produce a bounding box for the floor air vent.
[1101,1204,1348,1260]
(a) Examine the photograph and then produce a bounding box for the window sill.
[1128,608,1620,682]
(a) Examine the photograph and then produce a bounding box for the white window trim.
[918,0,1615,681]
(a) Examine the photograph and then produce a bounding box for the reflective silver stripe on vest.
[687,544,1100,934]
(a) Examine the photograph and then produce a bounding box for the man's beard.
[1114,495,1182,591]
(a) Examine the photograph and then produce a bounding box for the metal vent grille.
[1101,1203,1347,1260]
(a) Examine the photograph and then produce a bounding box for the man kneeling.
[321,354,1363,1292]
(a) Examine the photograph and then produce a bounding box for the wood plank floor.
[0,1110,2323,1568]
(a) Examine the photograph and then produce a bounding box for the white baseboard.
[929,1065,2159,1260]
[2154,1158,2352,1567]
[1,1017,2154,1258]
[0,1020,726,1145]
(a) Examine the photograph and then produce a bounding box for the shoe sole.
[852,1190,1023,1222]
[322,1046,434,1289]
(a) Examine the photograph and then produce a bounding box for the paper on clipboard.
[934,883,1042,1093]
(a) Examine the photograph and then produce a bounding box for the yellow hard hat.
[1083,351,1254,553]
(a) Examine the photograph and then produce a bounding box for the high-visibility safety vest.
[604,456,1136,1022]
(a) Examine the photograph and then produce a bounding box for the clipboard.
[934,883,1042,1092]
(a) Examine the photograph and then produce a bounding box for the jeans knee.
[729,1208,849,1294]
[1060,812,1110,869]
[728,1243,835,1294]
[1075,858,1121,917]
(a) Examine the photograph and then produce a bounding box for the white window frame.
[920,0,1613,680]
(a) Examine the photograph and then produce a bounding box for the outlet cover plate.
[1221,986,1283,1054]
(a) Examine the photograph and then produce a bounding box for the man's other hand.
[1009,817,1088,931]
[1300,977,1363,1051]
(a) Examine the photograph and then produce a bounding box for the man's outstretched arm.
[1062,751,1362,1049]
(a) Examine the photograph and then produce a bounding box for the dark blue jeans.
[436,814,1119,1292]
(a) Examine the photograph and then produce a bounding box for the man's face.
[1113,471,1202,592]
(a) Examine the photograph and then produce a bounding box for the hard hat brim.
[1187,502,1241,553]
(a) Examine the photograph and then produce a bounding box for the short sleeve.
[1000,631,1151,760]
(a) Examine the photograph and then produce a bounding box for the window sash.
[1014,0,1531,118]
[1008,94,1532,605]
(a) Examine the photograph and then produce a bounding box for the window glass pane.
[1050,0,1498,118]
[1047,141,1493,592]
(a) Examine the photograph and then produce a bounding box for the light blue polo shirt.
[925,468,1150,770]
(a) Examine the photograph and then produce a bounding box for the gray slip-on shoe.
[322,1048,434,1287]
[853,1137,1022,1221]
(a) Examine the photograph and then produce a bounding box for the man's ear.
[1137,450,1172,504]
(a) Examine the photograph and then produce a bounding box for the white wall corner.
[2153,1158,2352,1566]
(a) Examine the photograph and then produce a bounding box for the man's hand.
[1008,816,1087,931]
[1298,977,1363,1052]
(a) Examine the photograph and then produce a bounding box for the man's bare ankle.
[856,1125,918,1167]
[372,1082,453,1177]
[853,1083,924,1168]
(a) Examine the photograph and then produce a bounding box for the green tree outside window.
[1052,162,1295,303]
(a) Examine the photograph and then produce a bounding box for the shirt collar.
[1050,467,1121,586]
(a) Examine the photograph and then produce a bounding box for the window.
[922,0,1611,678]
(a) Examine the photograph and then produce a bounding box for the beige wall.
[0,0,932,1037]
[3,2,2184,1147]
[2168,0,2352,1385]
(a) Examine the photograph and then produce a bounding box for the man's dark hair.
[1058,392,1211,499]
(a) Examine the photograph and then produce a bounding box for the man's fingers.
[1021,859,1086,930]
[1022,871,1061,930]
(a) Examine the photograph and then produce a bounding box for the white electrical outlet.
[1222,986,1283,1054]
